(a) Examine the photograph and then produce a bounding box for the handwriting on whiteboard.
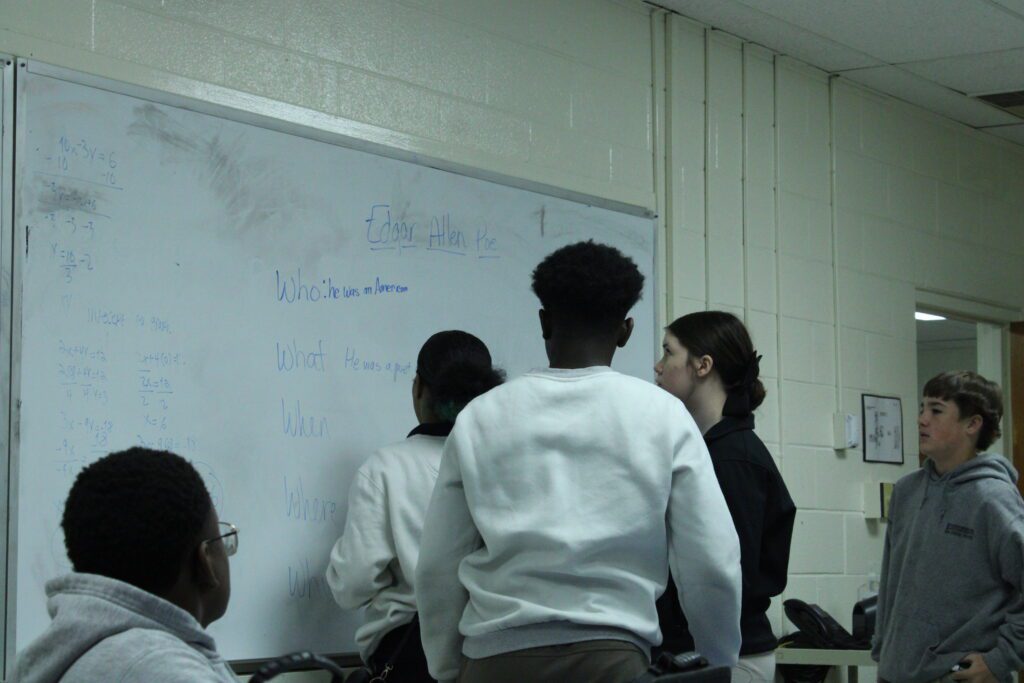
[275,269,409,303]
[364,203,501,259]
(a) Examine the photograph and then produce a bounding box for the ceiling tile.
[899,49,1024,95]
[737,0,1024,63]
[841,66,1022,127]
[659,0,882,71]
[983,124,1024,146]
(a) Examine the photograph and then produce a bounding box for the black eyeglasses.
[202,521,238,557]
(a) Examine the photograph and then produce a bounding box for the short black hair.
[62,447,213,594]
[531,240,644,333]
[923,371,1004,451]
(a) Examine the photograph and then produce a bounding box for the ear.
[539,309,552,340]
[412,373,425,401]
[964,413,984,437]
[616,317,634,348]
[693,354,715,378]
[194,542,222,592]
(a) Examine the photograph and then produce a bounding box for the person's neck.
[162,582,206,627]
[691,396,725,435]
[416,406,440,424]
[689,380,728,435]
[546,339,616,369]
[931,446,978,475]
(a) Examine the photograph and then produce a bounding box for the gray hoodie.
[14,573,238,683]
[872,453,1024,683]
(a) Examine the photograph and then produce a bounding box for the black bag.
[776,632,832,683]
[631,651,730,683]
[344,668,375,683]
[248,651,346,682]
[852,594,878,642]
[777,599,871,683]
[782,599,867,650]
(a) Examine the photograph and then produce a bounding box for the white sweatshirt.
[326,430,445,661]
[416,367,742,680]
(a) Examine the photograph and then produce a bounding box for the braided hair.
[417,331,504,422]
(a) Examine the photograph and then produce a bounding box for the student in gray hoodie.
[872,371,1023,683]
[14,447,238,682]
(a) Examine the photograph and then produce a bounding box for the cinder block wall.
[663,15,1024,647]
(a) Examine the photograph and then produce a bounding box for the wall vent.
[975,91,1024,120]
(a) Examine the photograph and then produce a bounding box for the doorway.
[916,315,978,399]
[1012,323,1024,497]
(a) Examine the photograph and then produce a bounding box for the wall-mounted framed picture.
[862,394,904,464]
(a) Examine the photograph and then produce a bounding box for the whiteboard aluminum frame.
[4,58,661,670]
[1,53,15,681]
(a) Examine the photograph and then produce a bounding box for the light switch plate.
[834,412,861,450]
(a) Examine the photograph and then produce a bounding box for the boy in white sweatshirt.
[416,240,742,682]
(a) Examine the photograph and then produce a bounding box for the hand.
[950,653,997,683]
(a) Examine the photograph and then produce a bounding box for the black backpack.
[777,599,871,683]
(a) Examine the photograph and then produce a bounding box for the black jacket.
[656,414,796,656]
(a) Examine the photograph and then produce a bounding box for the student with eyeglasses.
[14,447,240,682]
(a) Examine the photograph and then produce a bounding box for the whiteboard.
[9,61,657,663]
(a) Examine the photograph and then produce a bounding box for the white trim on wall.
[0,52,14,679]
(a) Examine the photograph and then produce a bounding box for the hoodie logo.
[945,523,975,540]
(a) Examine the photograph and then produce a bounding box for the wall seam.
[652,7,670,329]
[741,44,749,323]
[773,58,784,463]
[703,29,710,310]
[830,75,845,432]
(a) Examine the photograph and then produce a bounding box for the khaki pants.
[458,639,649,683]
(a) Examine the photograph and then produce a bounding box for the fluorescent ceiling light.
[915,312,946,321]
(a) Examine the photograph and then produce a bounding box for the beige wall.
[3,1,1024,679]
[664,16,1024,647]
[1,0,655,209]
